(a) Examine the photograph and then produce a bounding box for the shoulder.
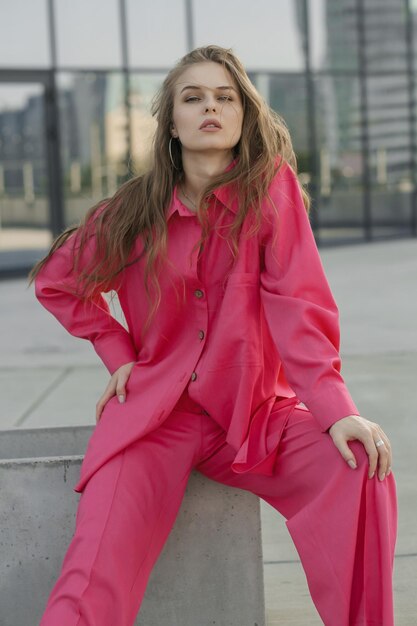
[258,156,307,244]
[269,155,299,193]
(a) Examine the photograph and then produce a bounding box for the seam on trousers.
[74,447,126,626]
[128,468,191,597]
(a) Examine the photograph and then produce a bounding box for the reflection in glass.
[364,0,407,73]
[310,0,359,71]
[0,84,52,267]
[314,75,364,241]
[57,72,165,227]
[129,74,166,171]
[2,0,415,269]
[367,74,413,236]
[252,73,309,171]
[57,72,130,226]
[413,2,417,65]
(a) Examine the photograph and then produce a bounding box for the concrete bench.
[0,426,266,626]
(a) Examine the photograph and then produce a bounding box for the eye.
[185,96,200,102]
[218,95,233,101]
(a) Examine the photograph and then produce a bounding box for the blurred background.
[1,0,417,278]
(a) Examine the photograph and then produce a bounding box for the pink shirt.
[35,158,360,493]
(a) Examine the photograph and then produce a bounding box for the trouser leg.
[195,404,398,626]
[39,406,204,626]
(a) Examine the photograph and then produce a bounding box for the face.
[171,61,244,158]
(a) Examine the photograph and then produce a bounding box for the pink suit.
[35,158,397,625]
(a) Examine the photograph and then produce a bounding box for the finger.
[379,434,393,476]
[116,376,129,404]
[360,434,379,479]
[386,441,393,476]
[383,436,393,472]
[118,366,135,401]
[374,436,391,481]
[331,437,358,470]
[95,383,117,422]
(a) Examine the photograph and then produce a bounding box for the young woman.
[29,45,397,626]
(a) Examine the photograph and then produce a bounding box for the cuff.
[93,332,138,375]
[303,382,361,433]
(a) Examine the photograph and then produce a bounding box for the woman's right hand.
[95,361,136,424]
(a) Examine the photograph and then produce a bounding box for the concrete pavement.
[1,237,417,625]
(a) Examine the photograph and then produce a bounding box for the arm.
[34,223,137,376]
[259,161,360,433]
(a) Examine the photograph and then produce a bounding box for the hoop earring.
[169,136,180,170]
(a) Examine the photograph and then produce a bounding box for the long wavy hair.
[28,44,310,336]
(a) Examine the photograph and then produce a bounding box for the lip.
[199,119,222,129]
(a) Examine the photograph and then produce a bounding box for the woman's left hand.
[327,415,393,481]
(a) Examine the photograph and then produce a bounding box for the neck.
[180,149,234,204]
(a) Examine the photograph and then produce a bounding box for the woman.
[29,45,397,626]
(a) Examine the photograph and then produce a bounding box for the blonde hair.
[28,44,310,338]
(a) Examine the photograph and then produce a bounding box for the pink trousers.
[39,388,398,626]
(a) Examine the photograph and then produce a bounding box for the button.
[194,289,204,298]
[190,372,197,381]
[198,330,205,340]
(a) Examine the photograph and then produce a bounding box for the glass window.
[193,0,305,71]
[314,74,365,242]
[54,0,121,69]
[0,83,52,272]
[309,0,359,71]
[412,0,417,66]
[56,72,129,226]
[0,0,50,68]
[367,74,413,237]
[129,73,166,172]
[364,0,408,73]
[255,73,309,162]
[127,0,187,68]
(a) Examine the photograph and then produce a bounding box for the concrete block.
[0,427,266,626]
[0,425,93,459]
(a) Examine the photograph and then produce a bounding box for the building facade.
[0,0,416,276]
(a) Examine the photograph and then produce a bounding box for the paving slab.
[18,365,108,428]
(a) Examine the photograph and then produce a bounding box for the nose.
[206,94,216,113]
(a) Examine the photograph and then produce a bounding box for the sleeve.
[259,161,360,433]
[34,225,138,376]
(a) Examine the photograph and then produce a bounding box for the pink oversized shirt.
[34,158,360,493]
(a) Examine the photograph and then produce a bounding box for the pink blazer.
[35,157,360,493]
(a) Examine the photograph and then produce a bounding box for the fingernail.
[387,468,392,476]
[379,473,385,481]
[118,395,125,403]
[348,460,357,469]
[369,471,375,479]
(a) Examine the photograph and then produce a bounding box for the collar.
[166,157,239,220]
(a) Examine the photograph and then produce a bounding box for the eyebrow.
[180,85,237,94]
